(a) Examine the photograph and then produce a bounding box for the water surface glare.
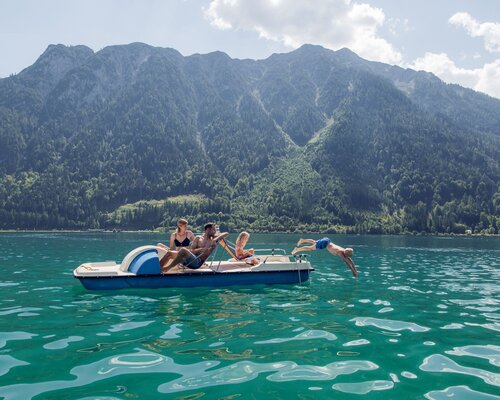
[0,233,498,399]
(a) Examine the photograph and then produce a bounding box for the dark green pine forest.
[0,43,499,233]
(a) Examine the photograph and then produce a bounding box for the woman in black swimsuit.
[157,218,195,268]
[169,218,195,250]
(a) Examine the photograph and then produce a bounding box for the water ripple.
[108,320,154,332]
[161,359,379,392]
[0,355,29,377]
[351,317,430,332]
[43,336,84,350]
[401,371,417,379]
[0,348,217,400]
[0,331,37,348]
[254,329,337,344]
[420,354,500,387]
[332,379,394,394]
[160,323,183,339]
[440,323,464,330]
[446,345,500,367]
[267,360,378,382]
[343,339,370,347]
[388,285,427,294]
[424,385,500,400]
[0,307,42,316]
[0,282,19,287]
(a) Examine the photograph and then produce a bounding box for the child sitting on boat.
[235,231,259,266]
[292,238,357,278]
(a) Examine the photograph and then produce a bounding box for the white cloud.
[475,59,500,97]
[204,0,402,63]
[409,52,500,98]
[449,12,500,53]
[387,17,412,37]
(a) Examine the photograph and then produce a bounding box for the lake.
[0,233,498,399]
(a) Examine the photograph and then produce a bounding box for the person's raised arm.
[169,232,175,249]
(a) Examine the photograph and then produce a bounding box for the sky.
[1,0,500,98]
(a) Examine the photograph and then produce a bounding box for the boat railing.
[253,248,287,256]
[292,253,309,263]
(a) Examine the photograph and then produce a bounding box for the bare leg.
[291,244,317,254]
[295,238,316,246]
[162,248,190,273]
[159,250,177,268]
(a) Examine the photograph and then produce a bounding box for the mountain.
[0,43,498,234]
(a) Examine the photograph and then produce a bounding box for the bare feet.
[161,262,179,274]
[245,256,259,266]
[160,265,170,274]
[291,247,299,255]
[296,238,305,246]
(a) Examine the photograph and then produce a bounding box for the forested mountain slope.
[0,43,498,233]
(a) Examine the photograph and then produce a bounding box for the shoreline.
[0,229,498,237]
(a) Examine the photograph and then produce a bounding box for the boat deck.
[75,255,311,278]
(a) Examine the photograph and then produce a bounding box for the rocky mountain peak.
[17,44,94,97]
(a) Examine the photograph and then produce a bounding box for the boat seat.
[75,262,121,277]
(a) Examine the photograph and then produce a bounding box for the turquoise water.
[0,233,498,399]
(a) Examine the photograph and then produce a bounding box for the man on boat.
[161,222,228,273]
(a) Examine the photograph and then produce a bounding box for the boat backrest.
[219,239,238,259]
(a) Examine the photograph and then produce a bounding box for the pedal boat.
[73,245,314,290]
